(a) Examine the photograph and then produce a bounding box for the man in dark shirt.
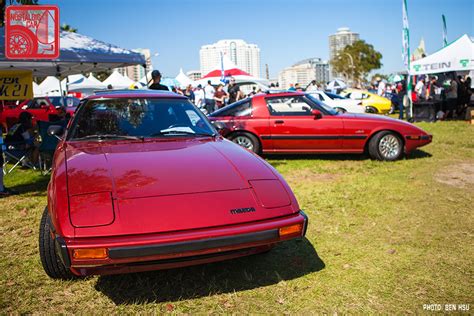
[148,70,169,91]
[227,77,243,104]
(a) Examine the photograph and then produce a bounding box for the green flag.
[442,14,448,47]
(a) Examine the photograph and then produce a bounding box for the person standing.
[183,84,195,103]
[396,81,406,120]
[445,74,458,119]
[194,84,205,109]
[213,84,229,110]
[204,80,216,113]
[377,79,386,96]
[414,77,426,100]
[227,77,243,104]
[148,70,169,91]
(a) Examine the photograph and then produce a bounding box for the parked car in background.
[209,91,432,160]
[308,90,365,113]
[0,96,79,129]
[340,89,392,114]
[40,90,307,279]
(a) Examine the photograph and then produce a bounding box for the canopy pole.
[143,64,149,88]
[56,64,66,106]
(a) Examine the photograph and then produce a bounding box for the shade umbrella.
[388,74,404,83]
[326,79,347,90]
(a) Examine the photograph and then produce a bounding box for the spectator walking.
[204,80,216,113]
[148,70,169,91]
[445,74,458,119]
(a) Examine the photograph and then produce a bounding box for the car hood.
[65,138,277,199]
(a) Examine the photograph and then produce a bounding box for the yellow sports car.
[341,89,392,114]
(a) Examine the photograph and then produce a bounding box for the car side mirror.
[47,125,64,140]
[311,109,322,119]
[211,120,229,135]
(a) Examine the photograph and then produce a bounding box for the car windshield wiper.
[150,130,215,137]
[73,134,145,141]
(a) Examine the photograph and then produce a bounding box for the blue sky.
[40,0,473,77]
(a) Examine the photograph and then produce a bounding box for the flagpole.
[402,0,413,120]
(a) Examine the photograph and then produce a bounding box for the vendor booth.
[409,34,474,122]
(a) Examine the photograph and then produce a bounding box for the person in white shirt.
[414,77,425,99]
[377,80,386,96]
[194,84,205,110]
[204,80,216,114]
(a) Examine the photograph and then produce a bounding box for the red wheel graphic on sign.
[8,26,38,56]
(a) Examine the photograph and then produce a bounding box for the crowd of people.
[148,70,264,114]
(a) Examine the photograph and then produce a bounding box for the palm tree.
[60,24,78,33]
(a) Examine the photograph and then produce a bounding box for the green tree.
[60,24,78,33]
[330,40,382,86]
[1,0,39,27]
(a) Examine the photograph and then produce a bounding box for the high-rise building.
[186,70,202,81]
[115,48,152,82]
[278,58,329,89]
[200,39,261,77]
[328,27,360,79]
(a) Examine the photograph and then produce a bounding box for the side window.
[350,92,363,100]
[266,96,313,116]
[219,101,252,117]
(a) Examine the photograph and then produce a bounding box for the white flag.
[402,0,410,69]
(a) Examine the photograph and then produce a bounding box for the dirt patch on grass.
[435,163,474,188]
[285,169,340,184]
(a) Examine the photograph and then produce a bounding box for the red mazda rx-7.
[208,91,432,161]
[39,90,308,279]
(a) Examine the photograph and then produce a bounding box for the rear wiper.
[150,131,215,137]
[73,134,144,141]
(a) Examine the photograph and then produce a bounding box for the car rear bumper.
[55,211,308,276]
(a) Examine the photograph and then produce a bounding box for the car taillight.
[279,223,303,237]
[73,248,108,259]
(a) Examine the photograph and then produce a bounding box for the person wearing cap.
[149,70,169,91]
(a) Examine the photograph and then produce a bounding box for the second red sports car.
[208,91,432,161]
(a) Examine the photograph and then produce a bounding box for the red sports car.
[40,90,307,279]
[208,92,432,161]
[1,96,79,129]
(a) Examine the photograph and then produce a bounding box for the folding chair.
[2,141,36,175]
[37,120,67,175]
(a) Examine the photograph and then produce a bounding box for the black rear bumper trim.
[108,229,280,259]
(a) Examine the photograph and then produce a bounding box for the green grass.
[1,121,473,313]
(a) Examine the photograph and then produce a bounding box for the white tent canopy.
[175,68,196,88]
[38,76,67,96]
[326,79,347,90]
[33,82,43,96]
[410,34,474,75]
[88,74,105,86]
[102,71,135,89]
[68,76,106,95]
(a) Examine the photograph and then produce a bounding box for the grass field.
[1,121,473,314]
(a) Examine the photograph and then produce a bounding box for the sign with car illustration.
[5,5,59,59]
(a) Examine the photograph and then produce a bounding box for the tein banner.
[0,70,33,100]
[5,5,60,59]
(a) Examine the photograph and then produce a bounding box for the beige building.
[115,48,152,82]
[186,70,202,81]
[200,39,261,77]
[278,58,329,89]
[329,27,360,79]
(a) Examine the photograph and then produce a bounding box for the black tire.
[368,131,403,161]
[39,207,76,280]
[366,106,378,114]
[230,132,261,154]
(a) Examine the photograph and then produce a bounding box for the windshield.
[305,94,338,115]
[68,97,216,140]
[49,97,80,108]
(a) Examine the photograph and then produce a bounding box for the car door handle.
[274,120,284,124]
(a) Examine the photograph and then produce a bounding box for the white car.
[308,90,365,113]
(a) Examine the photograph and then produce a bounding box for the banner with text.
[0,70,33,100]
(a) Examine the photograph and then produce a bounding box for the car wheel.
[39,207,76,280]
[231,133,260,153]
[366,106,378,114]
[334,107,346,113]
[368,131,403,161]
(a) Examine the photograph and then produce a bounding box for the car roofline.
[86,89,186,100]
